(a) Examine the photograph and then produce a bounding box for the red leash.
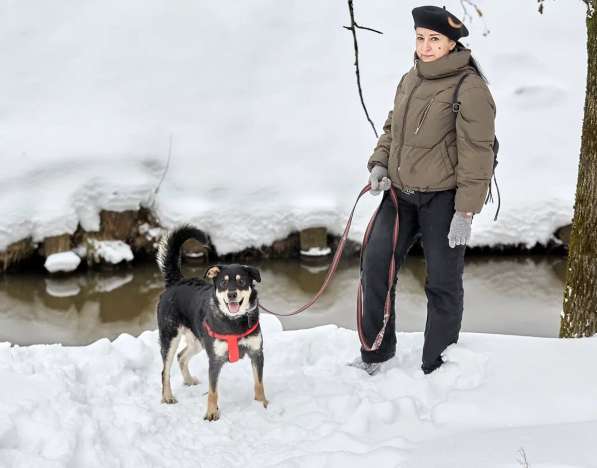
[259,184,400,352]
[356,187,399,351]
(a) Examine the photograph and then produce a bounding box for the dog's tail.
[156,225,209,287]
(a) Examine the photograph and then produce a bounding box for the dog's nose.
[227,291,238,301]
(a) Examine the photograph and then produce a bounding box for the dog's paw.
[204,407,220,421]
[183,376,200,386]
[255,396,269,408]
[161,396,178,404]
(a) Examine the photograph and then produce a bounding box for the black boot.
[421,356,443,375]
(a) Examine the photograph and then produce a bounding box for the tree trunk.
[560,1,597,337]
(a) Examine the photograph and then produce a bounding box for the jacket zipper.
[414,98,434,135]
[397,76,423,170]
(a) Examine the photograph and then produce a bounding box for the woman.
[354,6,496,375]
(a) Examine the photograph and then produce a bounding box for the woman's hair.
[455,41,488,83]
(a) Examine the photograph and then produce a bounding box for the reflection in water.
[0,255,566,346]
[0,269,163,346]
[45,277,82,297]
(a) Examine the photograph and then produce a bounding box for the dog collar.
[203,320,260,363]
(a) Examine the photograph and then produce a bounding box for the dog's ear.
[204,265,221,279]
[243,265,261,283]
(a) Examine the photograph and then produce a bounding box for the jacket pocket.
[441,140,456,176]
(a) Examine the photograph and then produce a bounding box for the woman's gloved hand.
[448,212,473,248]
[369,165,391,196]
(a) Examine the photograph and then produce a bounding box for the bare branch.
[539,0,592,17]
[154,134,173,196]
[460,0,491,36]
[516,448,530,468]
[344,24,383,35]
[461,0,483,17]
[355,24,383,35]
[460,0,473,23]
[343,0,381,138]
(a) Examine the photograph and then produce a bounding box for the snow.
[1,314,596,467]
[138,223,163,242]
[0,0,587,255]
[300,246,332,257]
[43,251,81,273]
[87,240,134,265]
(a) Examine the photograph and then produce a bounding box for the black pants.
[360,188,465,366]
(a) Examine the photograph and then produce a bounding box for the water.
[0,255,566,346]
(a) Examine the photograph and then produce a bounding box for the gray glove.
[369,165,391,196]
[448,212,473,248]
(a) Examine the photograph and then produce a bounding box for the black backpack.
[452,74,501,221]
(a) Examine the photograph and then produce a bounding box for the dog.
[156,225,268,421]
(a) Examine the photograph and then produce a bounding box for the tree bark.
[560,1,597,337]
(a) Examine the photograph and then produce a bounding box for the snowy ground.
[0,0,587,255]
[1,315,596,468]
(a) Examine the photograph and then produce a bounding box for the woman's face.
[415,27,456,62]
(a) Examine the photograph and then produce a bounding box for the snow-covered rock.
[44,251,81,273]
[87,240,134,265]
[300,246,332,257]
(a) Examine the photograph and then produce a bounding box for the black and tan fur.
[156,225,268,421]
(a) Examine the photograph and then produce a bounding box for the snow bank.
[0,0,587,254]
[1,315,596,467]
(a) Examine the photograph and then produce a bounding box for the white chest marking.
[239,333,262,352]
[213,339,228,357]
[212,333,262,358]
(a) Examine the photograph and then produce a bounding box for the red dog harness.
[203,321,260,363]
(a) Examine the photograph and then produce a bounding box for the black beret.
[412,5,469,41]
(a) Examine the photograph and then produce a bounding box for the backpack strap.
[485,172,501,222]
[452,73,473,113]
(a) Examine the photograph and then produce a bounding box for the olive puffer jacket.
[367,49,496,214]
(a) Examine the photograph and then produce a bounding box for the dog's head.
[204,264,261,318]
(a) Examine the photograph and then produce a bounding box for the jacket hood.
[415,49,472,79]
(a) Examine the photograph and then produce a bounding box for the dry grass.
[0,238,35,272]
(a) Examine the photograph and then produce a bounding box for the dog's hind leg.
[249,351,268,408]
[160,329,182,404]
[178,328,202,386]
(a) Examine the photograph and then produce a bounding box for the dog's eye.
[238,278,246,287]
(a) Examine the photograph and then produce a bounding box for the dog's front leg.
[250,351,268,408]
[204,360,224,421]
